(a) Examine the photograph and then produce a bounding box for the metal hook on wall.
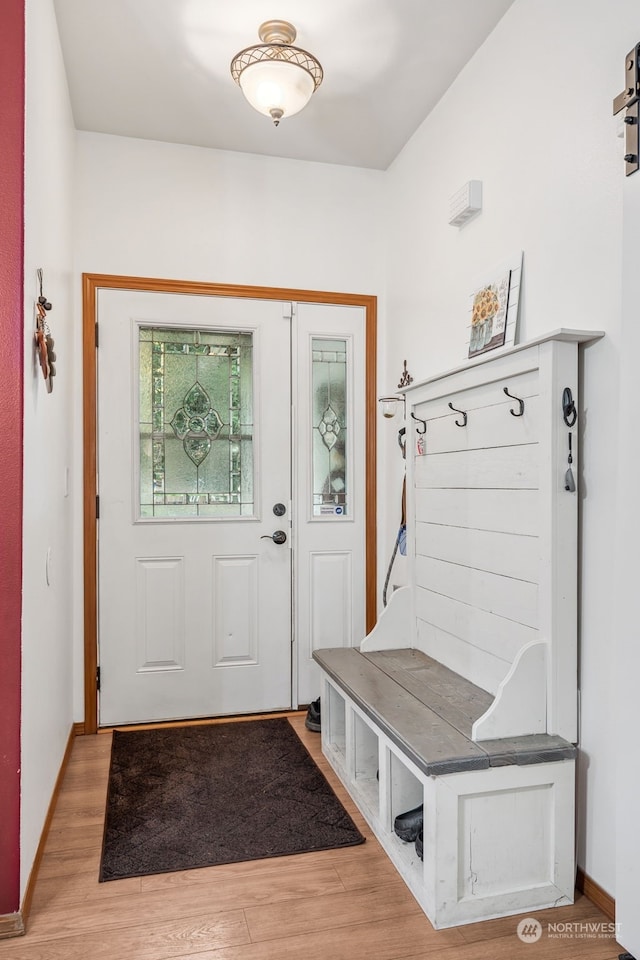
[448,402,468,427]
[410,412,427,434]
[503,386,525,417]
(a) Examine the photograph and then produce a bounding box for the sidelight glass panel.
[138,326,254,519]
[312,338,348,517]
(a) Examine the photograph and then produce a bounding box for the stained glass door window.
[312,338,348,517]
[138,326,253,519]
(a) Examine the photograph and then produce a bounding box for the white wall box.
[315,329,603,928]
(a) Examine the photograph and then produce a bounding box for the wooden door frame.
[82,274,377,734]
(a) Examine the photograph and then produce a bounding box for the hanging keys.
[564,432,576,492]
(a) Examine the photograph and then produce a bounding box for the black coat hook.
[503,386,525,417]
[562,387,577,427]
[411,412,427,434]
[448,402,467,427]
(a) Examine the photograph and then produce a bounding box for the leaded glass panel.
[138,327,254,519]
[312,338,348,517]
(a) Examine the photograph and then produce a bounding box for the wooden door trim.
[83,274,377,734]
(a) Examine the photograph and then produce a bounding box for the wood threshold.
[99,709,307,734]
[576,867,615,922]
[18,723,77,932]
[83,275,378,735]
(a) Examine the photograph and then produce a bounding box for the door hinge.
[95,322,99,348]
[282,302,293,320]
[96,666,101,691]
[96,494,100,519]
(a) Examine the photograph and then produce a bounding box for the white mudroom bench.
[313,330,603,929]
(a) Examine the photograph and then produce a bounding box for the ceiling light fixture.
[230,20,323,127]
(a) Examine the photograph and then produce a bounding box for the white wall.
[21,0,76,899]
[384,0,634,896]
[72,133,386,715]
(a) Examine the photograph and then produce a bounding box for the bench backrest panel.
[412,370,540,696]
[403,332,601,740]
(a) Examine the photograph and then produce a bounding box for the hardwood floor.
[1,715,622,960]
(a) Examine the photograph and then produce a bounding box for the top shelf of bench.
[400,328,604,395]
[313,647,576,778]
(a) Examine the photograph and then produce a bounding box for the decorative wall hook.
[411,412,427,434]
[448,402,468,427]
[503,386,525,417]
[34,269,56,394]
[562,387,577,427]
[398,360,413,389]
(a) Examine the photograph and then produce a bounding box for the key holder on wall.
[34,269,56,394]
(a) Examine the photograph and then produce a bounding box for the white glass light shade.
[239,60,315,121]
[231,22,323,126]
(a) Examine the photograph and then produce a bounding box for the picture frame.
[466,251,523,360]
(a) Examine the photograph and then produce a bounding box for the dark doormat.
[99,717,365,881]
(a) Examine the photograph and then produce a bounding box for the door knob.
[261,530,287,545]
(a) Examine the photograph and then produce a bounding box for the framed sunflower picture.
[468,270,512,358]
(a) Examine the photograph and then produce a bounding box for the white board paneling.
[414,395,540,456]
[415,443,538,490]
[412,369,538,424]
[415,586,538,664]
[415,488,539,537]
[310,551,352,653]
[212,555,258,666]
[416,523,539,584]
[416,619,509,695]
[415,556,538,629]
[135,557,185,672]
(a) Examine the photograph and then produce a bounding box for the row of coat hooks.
[410,386,525,434]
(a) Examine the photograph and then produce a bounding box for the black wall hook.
[448,402,468,427]
[562,387,577,427]
[503,386,525,417]
[411,412,427,434]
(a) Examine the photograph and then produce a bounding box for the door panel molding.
[83,274,377,734]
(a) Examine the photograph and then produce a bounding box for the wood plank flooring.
[0,715,623,960]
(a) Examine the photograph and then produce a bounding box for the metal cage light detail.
[230,20,323,126]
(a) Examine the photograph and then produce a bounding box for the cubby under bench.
[314,644,576,929]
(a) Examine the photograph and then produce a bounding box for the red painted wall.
[0,0,24,917]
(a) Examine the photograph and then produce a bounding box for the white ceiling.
[53,0,514,170]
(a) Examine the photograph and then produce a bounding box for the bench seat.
[313,647,576,776]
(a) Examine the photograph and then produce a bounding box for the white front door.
[96,288,368,726]
[97,291,292,725]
